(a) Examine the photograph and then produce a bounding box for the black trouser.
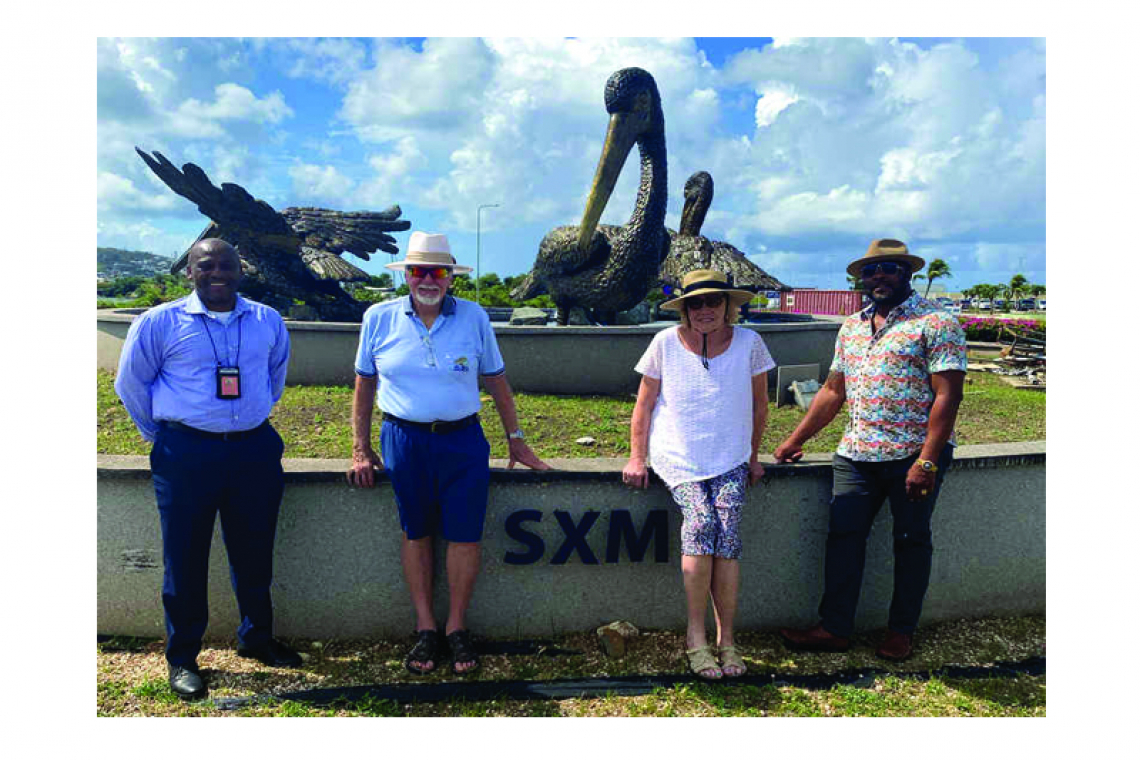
[818,447,953,638]
[150,422,285,667]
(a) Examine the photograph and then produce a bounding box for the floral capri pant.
[668,463,749,559]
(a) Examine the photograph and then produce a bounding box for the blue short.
[380,418,491,542]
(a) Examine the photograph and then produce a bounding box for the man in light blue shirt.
[115,238,301,701]
[348,232,549,676]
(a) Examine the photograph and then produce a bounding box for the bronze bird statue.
[660,170,790,294]
[136,147,411,321]
[511,68,669,325]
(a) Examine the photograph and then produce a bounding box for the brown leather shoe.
[875,630,914,661]
[779,624,850,652]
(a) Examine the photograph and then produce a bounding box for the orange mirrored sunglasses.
[406,265,453,279]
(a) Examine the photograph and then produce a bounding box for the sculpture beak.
[680,197,697,235]
[577,111,640,253]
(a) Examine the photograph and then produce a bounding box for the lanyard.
[197,313,242,368]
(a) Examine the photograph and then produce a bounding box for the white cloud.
[97,172,180,216]
[754,88,799,129]
[281,38,369,87]
[169,84,293,139]
[288,163,356,205]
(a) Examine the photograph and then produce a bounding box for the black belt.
[162,420,269,441]
[382,412,478,434]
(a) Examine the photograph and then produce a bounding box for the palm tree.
[1006,274,1028,311]
[975,283,999,312]
[920,258,952,298]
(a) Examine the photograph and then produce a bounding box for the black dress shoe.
[237,638,303,668]
[168,664,207,701]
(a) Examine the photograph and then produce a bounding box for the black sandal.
[405,629,441,675]
[446,629,480,674]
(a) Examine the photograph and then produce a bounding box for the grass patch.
[96,615,1045,717]
[97,366,1044,459]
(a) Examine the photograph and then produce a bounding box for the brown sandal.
[686,645,723,680]
[718,645,747,677]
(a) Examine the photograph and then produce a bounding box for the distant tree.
[846,273,864,292]
[974,283,999,311]
[920,259,952,298]
[1003,274,1029,310]
[102,275,148,298]
[367,273,393,289]
[1029,284,1045,297]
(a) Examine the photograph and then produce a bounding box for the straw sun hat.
[845,239,925,278]
[660,269,755,312]
[385,231,473,274]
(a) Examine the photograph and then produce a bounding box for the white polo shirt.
[354,295,505,422]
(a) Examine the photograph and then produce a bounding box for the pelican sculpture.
[136,148,411,321]
[511,68,669,325]
[660,170,790,293]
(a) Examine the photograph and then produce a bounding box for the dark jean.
[818,446,953,638]
[149,422,285,667]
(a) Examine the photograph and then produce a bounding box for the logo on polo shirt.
[451,356,470,372]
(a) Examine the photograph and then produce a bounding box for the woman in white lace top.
[623,269,774,679]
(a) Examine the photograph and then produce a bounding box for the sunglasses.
[685,293,726,310]
[860,261,908,278]
[406,265,453,279]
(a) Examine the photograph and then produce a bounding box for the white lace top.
[634,325,775,488]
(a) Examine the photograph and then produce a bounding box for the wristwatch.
[508,429,526,440]
[915,458,938,473]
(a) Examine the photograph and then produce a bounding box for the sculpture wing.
[135,148,292,236]
[280,207,411,262]
[709,241,790,291]
[300,246,371,282]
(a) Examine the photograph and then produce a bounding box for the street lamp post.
[476,203,499,307]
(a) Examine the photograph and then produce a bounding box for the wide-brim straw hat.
[660,269,756,312]
[385,231,473,274]
[846,238,925,278]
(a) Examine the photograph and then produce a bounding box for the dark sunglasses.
[685,293,726,310]
[860,261,908,278]
[406,265,452,279]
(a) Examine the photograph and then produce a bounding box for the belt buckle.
[430,421,442,434]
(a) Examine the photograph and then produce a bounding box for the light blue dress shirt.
[355,295,505,422]
[114,291,291,442]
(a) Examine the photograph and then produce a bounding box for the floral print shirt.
[831,291,967,461]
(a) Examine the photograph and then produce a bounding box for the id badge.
[217,367,241,399]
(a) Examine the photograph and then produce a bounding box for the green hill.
[97,248,177,279]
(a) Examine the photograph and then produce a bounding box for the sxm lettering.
[503,509,669,565]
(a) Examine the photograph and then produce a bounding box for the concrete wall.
[97,310,841,395]
[97,443,1045,641]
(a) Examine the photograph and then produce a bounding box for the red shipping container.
[779,289,865,316]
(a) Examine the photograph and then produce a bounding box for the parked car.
[948,304,962,315]
[1038,299,1046,311]
[977,299,992,310]
[1018,298,1037,311]
[960,298,973,309]
[994,299,1007,311]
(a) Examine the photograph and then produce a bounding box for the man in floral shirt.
[774,239,966,661]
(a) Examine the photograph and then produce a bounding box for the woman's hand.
[622,458,649,488]
[748,459,766,486]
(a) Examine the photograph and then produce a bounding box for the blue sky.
[97,37,1045,292]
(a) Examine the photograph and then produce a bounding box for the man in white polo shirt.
[348,231,549,676]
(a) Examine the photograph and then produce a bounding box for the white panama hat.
[385,231,473,274]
